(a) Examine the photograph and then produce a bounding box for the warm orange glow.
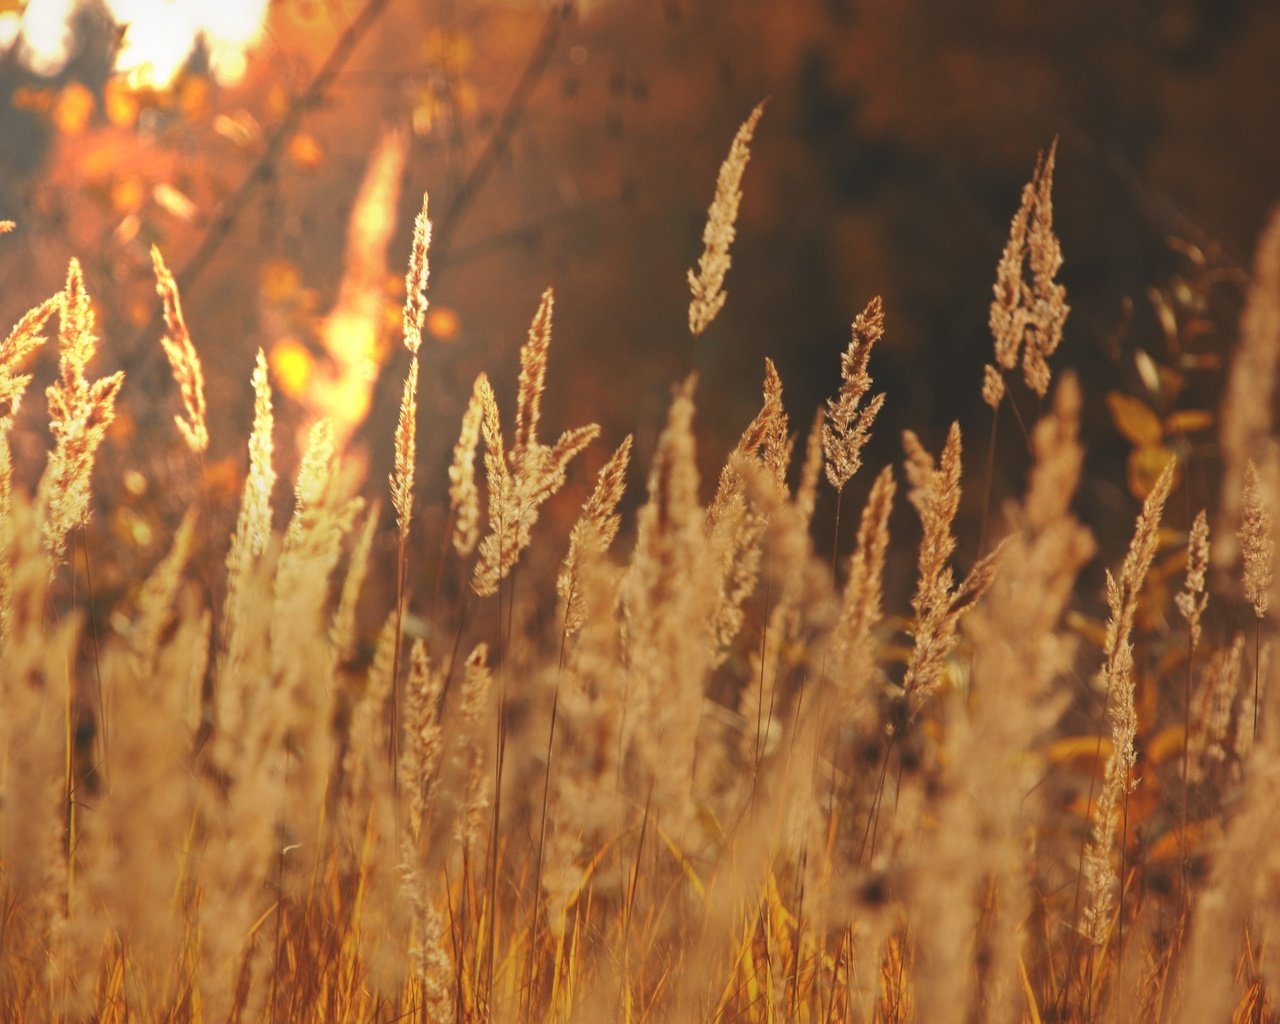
[427,306,460,342]
[3,0,268,86]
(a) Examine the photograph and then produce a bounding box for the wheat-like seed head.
[559,435,633,637]
[515,287,553,456]
[39,258,125,565]
[688,100,766,337]
[1177,509,1211,651]
[402,192,431,355]
[0,295,58,431]
[150,244,209,453]
[988,140,1069,400]
[390,356,419,542]
[824,297,887,491]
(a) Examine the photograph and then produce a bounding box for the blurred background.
[0,0,1277,600]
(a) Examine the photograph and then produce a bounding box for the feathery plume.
[403,192,431,355]
[456,643,493,852]
[688,101,766,337]
[151,244,209,453]
[449,375,485,556]
[824,297,887,491]
[472,296,599,596]
[390,356,418,543]
[1082,454,1175,945]
[0,295,58,430]
[39,258,125,565]
[901,424,1003,716]
[988,140,1069,399]
[1241,459,1274,618]
[1177,509,1211,652]
[400,639,445,843]
[515,288,553,456]
[223,350,276,647]
[981,362,1005,410]
[559,435,632,637]
[831,465,896,727]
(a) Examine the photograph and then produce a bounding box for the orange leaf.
[288,132,325,169]
[1164,409,1214,434]
[1107,392,1162,447]
[1047,735,1114,766]
[1146,725,1186,766]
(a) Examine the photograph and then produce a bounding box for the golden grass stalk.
[559,434,633,638]
[915,373,1093,1023]
[823,296,887,491]
[0,295,58,431]
[449,374,485,556]
[831,465,895,728]
[1177,509,1211,652]
[400,638,444,844]
[391,357,419,543]
[688,101,766,337]
[901,423,1003,717]
[621,377,713,819]
[987,139,1069,400]
[150,244,208,453]
[706,359,790,663]
[38,259,125,566]
[1240,459,1274,619]
[473,294,600,597]
[1081,455,1175,946]
[220,349,276,695]
[1215,205,1280,570]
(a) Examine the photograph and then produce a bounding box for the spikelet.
[988,140,1069,399]
[0,295,58,430]
[449,375,485,556]
[390,356,418,543]
[455,643,493,853]
[473,294,600,596]
[1082,454,1175,946]
[705,360,791,662]
[1177,510,1211,651]
[559,435,633,637]
[151,245,208,453]
[222,350,276,652]
[687,101,766,337]
[901,424,1003,716]
[403,192,431,355]
[400,638,445,843]
[39,258,125,565]
[1103,457,1176,662]
[1240,459,1274,618]
[981,362,1005,410]
[831,465,895,728]
[1216,206,1280,569]
[515,288,553,456]
[823,297,887,491]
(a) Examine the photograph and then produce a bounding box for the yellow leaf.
[103,77,138,128]
[1047,735,1114,766]
[1164,409,1214,434]
[1146,724,1186,766]
[271,337,314,400]
[1107,391,1163,447]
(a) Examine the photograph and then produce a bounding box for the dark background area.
[0,0,1277,597]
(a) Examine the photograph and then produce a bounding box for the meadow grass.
[1,111,1278,1023]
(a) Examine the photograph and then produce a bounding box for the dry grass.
[1,119,1280,1024]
